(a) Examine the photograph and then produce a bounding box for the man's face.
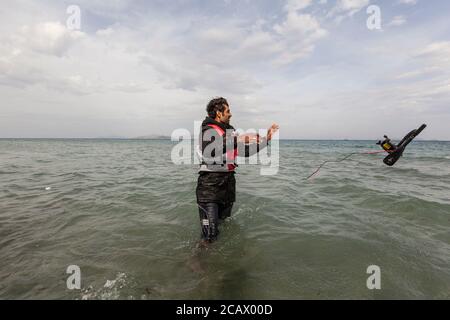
[217,105,232,124]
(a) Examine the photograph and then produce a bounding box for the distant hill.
[132,134,171,140]
[96,135,128,139]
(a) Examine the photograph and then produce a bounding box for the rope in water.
[305,150,390,180]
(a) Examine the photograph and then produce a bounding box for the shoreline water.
[1,139,449,299]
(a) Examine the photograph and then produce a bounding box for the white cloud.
[0,21,150,95]
[0,1,328,98]
[398,0,418,5]
[96,28,115,37]
[284,0,313,12]
[395,67,437,80]
[335,0,370,15]
[387,16,407,27]
[273,12,328,65]
[133,7,328,89]
[385,41,450,120]
[19,22,84,57]
[196,26,244,44]
[328,0,370,21]
[0,0,449,139]
[71,0,135,19]
[416,41,450,59]
[326,0,370,25]
[275,12,321,35]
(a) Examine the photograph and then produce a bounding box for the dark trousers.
[197,202,234,242]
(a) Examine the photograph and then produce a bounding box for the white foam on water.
[80,272,128,300]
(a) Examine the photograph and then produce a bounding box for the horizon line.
[0,138,448,142]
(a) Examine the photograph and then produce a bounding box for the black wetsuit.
[196,117,268,242]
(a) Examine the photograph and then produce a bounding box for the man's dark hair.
[207,97,228,118]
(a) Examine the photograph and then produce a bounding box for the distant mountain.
[132,134,171,140]
[96,135,128,139]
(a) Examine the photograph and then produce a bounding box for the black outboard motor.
[376,135,397,152]
[379,124,427,166]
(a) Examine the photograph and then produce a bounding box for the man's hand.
[237,133,260,144]
[267,123,279,141]
[236,124,279,144]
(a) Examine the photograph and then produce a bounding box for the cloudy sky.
[0,0,449,139]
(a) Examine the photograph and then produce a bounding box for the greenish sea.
[0,139,449,299]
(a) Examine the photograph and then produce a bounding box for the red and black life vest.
[200,123,238,172]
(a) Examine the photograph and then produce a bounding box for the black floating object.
[383,124,427,166]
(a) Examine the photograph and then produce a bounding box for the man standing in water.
[196,97,279,245]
